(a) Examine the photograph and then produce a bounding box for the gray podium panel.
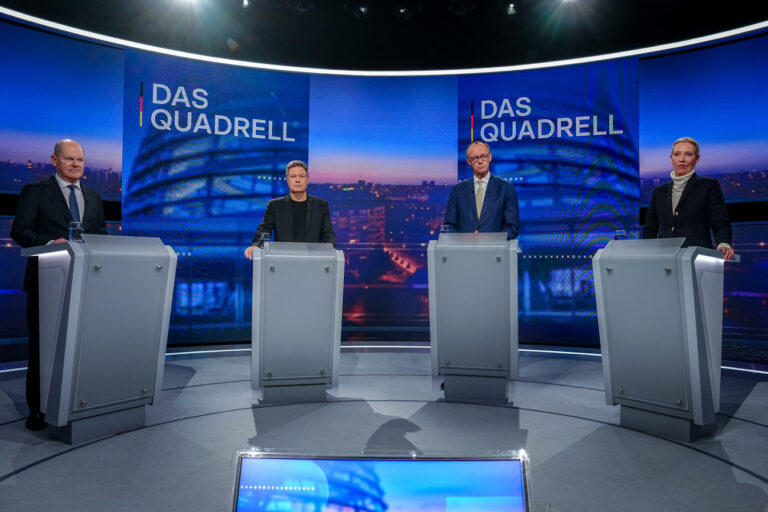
[428,233,519,403]
[22,234,177,443]
[593,238,735,442]
[251,243,344,404]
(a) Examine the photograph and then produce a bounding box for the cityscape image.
[0,20,124,199]
[638,35,768,203]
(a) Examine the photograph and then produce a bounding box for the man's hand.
[244,245,259,259]
[51,238,68,244]
[717,246,734,261]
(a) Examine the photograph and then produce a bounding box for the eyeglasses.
[467,154,490,163]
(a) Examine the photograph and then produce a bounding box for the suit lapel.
[305,196,314,236]
[81,184,92,223]
[46,176,74,222]
[464,179,478,222]
[480,176,497,221]
[676,173,698,209]
[283,196,294,240]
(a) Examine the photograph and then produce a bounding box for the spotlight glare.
[242,0,249,7]
[506,3,516,15]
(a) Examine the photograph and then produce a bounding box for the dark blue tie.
[67,184,81,222]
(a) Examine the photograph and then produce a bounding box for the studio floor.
[1,347,767,511]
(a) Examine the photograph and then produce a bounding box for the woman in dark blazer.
[642,137,734,260]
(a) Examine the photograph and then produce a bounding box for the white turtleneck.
[670,169,695,214]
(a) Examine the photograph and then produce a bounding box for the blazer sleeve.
[443,185,459,232]
[319,199,337,248]
[642,190,661,239]
[253,199,276,243]
[502,183,520,240]
[707,180,732,246]
[86,189,108,235]
[10,184,50,248]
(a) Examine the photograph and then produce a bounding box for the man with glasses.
[443,141,519,239]
[244,160,336,258]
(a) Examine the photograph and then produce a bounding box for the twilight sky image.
[0,21,124,172]
[308,74,458,185]
[638,34,768,177]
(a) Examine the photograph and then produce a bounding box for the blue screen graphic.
[639,33,768,203]
[2,17,767,351]
[458,60,639,344]
[235,457,527,512]
[121,50,310,342]
[0,20,124,200]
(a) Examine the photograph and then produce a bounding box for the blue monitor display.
[1,14,767,351]
[459,59,639,345]
[0,20,124,200]
[233,455,528,512]
[639,33,768,204]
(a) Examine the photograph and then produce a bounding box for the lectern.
[593,238,737,442]
[428,233,519,403]
[21,234,176,444]
[251,242,344,404]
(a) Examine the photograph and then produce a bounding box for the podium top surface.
[600,238,739,262]
[436,232,515,248]
[602,238,684,255]
[262,242,335,255]
[21,234,169,257]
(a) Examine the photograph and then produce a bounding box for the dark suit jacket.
[253,194,337,248]
[11,175,107,289]
[444,174,519,240]
[642,173,731,249]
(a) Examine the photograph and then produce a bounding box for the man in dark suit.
[444,141,519,240]
[643,137,734,260]
[10,139,107,430]
[244,160,336,259]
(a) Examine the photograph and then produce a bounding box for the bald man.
[11,139,107,430]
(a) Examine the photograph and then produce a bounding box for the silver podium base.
[260,384,327,404]
[443,375,508,404]
[48,405,146,444]
[620,406,716,442]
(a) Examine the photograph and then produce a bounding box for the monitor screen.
[233,453,529,512]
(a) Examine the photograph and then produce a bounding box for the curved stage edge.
[1,348,767,511]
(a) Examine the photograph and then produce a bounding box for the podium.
[250,243,344,404]
[593,238,737,441]
[427,233,519,403]
[21,234,177,444]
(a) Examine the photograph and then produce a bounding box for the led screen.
[1,15,766,351]
[0,20,123,200]
[459,60,639,344]
[121,50,310,342]
[639,35,768,204]
[308,75,457,334]
[234,457,527,512]
[723,222,768,342]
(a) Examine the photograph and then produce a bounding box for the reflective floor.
[1,348,767,511]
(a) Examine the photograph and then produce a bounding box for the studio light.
[347,1,371,21]
[393,3,417,21]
